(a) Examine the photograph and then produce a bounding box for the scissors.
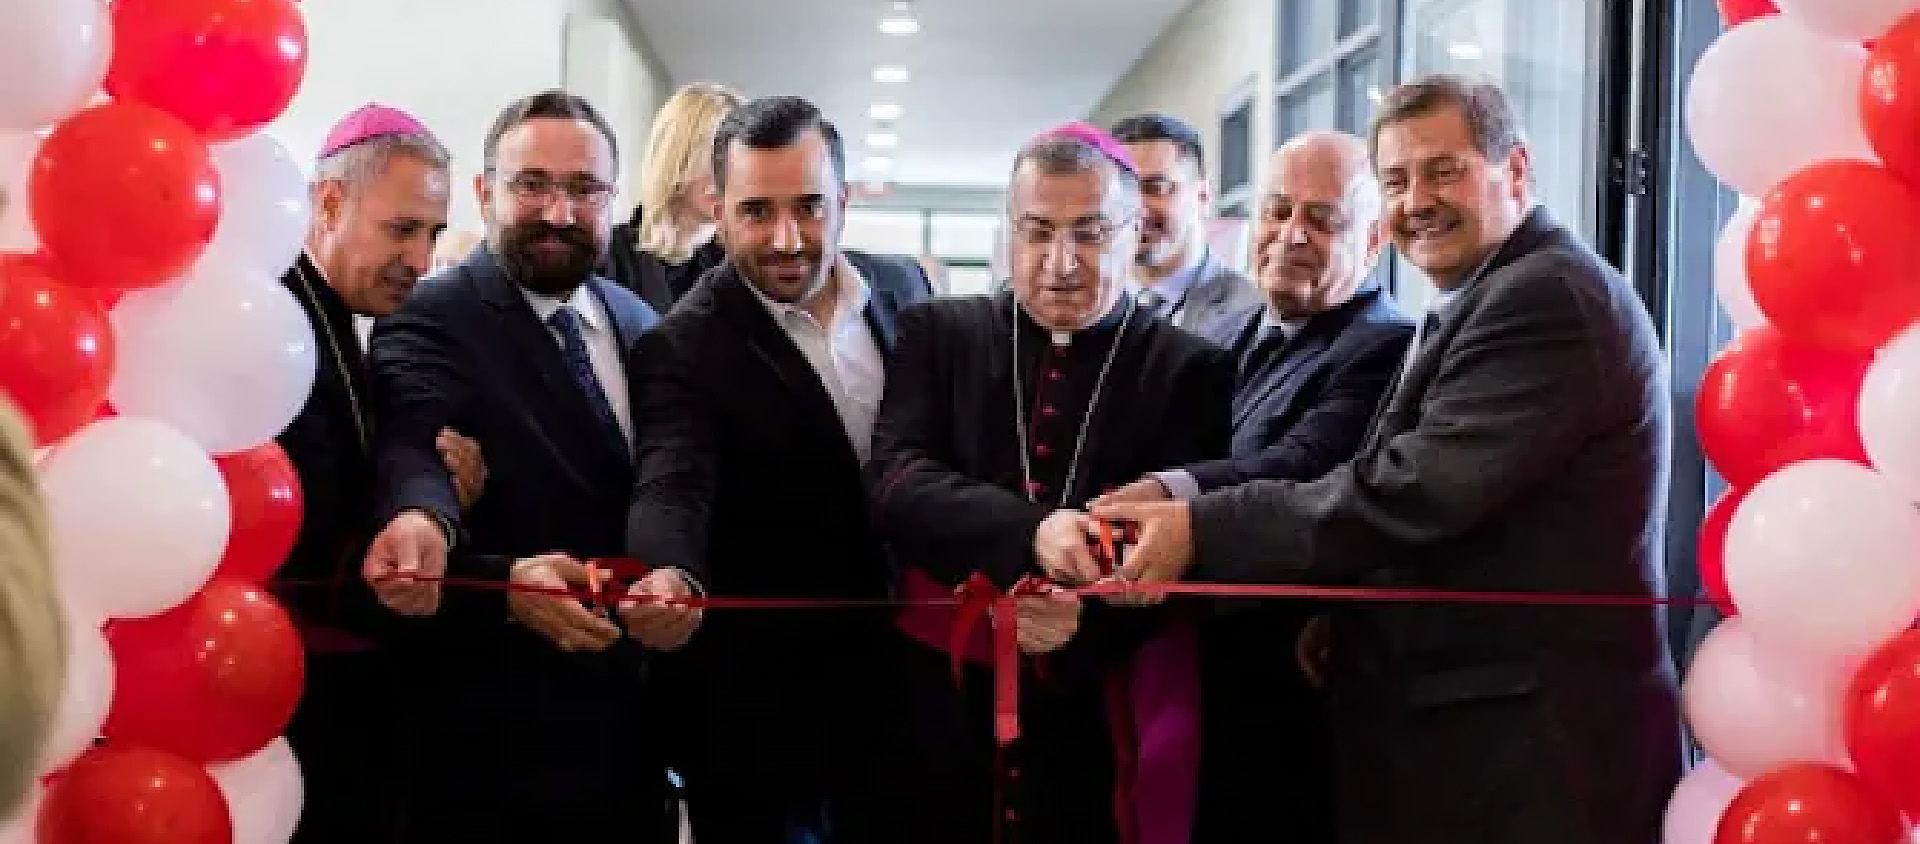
[1086,517,1141,579]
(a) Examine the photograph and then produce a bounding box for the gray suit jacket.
[1189,208,1679,844]
[1171,250,1261,347]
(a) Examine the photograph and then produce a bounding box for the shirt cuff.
[1152,470,1201,502]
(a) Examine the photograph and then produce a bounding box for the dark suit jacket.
[1173,250,1262,347]
[602,205,727,313]
[366,245,668,819]
[1189,208,1680,844]
[1185,285,1414,491]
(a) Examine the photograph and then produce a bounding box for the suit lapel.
[713,265,851,443]
[1235,324,1327,430]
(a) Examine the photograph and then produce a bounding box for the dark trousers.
[662,614,909,844]
[288,649,408,844]
[1192,606,1336,844]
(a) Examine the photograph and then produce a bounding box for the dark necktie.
[547,304,623,444]
[1237,324,1291,388]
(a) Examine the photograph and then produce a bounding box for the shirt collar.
[521,283,604,331]
[1142,247,1210,306]
[1258,309,1308,339]
[744,256,872,329]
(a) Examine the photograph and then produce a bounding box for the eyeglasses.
[1011,215,1136,249]
[497,171,615,211]
[1138,175,1185,199]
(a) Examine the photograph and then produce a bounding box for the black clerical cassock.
[868,290,1231,844]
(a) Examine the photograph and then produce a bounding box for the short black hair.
[483,90,619,173]
[1109,112,1205,171]
[710,96,846,192]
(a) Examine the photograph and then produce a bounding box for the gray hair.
[1370,73,1526,164]
[312,132,451,192]
[1009,137,1143,213]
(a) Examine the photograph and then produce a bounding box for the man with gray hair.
[275,103,482,844]
[869,121,1229,844]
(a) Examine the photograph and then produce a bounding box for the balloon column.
[0,1,313,842]
[1678,1,1920,842]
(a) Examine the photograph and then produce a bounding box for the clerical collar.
[1024,294,1131,348]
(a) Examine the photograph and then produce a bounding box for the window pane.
[1396,0,1603,302]
[1278,72,1336,147]
[1338,44,1383,134]
[842,210,923,255]
[929,214,999,260]
[1220,102,1253,193]
[946,266,996,297]
[1340,0,1381,37]
[1280,0,1338,77]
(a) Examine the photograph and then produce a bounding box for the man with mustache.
[274,104,492,844]
[625,95,931,844]
[869,122,1230,844]
[1096,129,1414,843]
[1110,112,1259,346]
[1098,75,1681,844]
[360,90,691,842]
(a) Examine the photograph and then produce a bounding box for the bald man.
[1099,130,1414,842]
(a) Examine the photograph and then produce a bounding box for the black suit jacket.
[602,205,728,313]
[626,252,929,604]
[1185,285,1413,491]
[1190,208,1680,844]
[366,245,666,810]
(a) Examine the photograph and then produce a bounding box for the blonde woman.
[605,82,744,311]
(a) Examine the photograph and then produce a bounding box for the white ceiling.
[622,0,1193,187]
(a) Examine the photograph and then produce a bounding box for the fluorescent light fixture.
[1448,42,1484,60]
[868,132,900,149]
[869,102,903,121]
[865,155,896,173]
[873,65,911,84]
[880,2,919,35]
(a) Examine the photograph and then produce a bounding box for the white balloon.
[1725,459,1920,664]
[209,135,312,279]
[1687,16,1878,197]
[37,417,230,619]
[1663,758,1744,844]
[1860,322,1920,503]
[1683,618,1849,778]
[109,259,318,456]
[1776,0,1920,42]
[0,0,108,131]
[1714,198,1766,330]
[0,131,41,253]
[33,602,111,774]
[210,738,303,844]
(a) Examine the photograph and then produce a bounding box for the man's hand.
[1034,510,1102,585]
[1015,584,1082,655]
[438,428,487,510]
[508,554,622,653]
[1092,477,1172,508]
[361,510,449,616]
[619,568,703,652]
[1089,500,1197,605]
[1297,615,1331,688]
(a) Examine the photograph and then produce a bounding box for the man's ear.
[474,172,493,220]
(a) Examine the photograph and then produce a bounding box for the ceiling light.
[869,102,903,121]
[868,132,899,149]
[865,155,896,173]
[1447,42,1484,60]
[879,2,920,36]
[873,65,911,84]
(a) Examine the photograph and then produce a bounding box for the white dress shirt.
[745,260,887,462]
[520,284,635,447]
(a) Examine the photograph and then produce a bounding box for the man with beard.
[1099,75,1680,844]
[1096,130,1413,844]
[625,95,930,844]
[869,123,1230,844]
[1110,113,1259,346]
[275,104,493,844]
[361,90,694,843]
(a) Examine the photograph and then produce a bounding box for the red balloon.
[0,253,114,445]
[212,442,303,583]
[1863,13,1920,187]
[1719,0,1779,26]
[1695,325,1870,488]
[106,0,309,142]
[1715,763,1907,844]
[30,102,220,292]
[102,579,305,764]
[1747,160,1920,352]
[1846,630,1920,817]
[1698,487,1745,616]
[39,744,232,844]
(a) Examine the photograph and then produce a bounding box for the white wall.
[1092,0,1277,207]
[269,0,670,234]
